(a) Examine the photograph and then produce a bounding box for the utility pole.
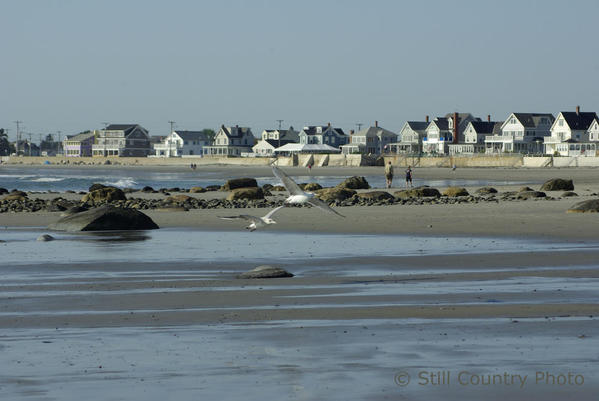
[276,120,283,148]
[14,121,22,155]
[57,131,62,155]
[168,121,176,157]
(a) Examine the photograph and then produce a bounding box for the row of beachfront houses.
[59,107,599,158]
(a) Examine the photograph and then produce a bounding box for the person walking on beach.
[405,166,413,188]
[384,161,394,189]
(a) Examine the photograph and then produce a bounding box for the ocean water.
[0,166,528,192]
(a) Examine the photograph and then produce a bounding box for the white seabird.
[218,205,285,232]
[272,165,345,218]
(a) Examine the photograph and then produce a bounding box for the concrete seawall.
[3,154,599,168]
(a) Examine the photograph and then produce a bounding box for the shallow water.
[0,165,528,192]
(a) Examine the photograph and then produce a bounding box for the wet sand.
[1,166,599,400]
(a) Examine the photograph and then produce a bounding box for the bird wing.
[263,205,286,219]
[307,197,346,218]
[272,165,304,196]
[218,215,261,224]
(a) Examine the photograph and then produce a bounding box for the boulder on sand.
[395,186,441,199]
[566,199,599,213]
[315,187,356,202]
[226,187,265,200]
[336,176,370,190]
[541,178,574,191]
[237,265,294,279]
[300,183,323,191]
[48,205,159,231]
[221,178,258,191]
[475,187,498,195]
[442,187,469,197]
[356,191,395,201]
[82,187,127,204]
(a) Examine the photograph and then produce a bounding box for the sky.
[2,0,599,141]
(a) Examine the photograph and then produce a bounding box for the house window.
[559,120,564,127]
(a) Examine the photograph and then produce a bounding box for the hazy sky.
[2,0,599,140]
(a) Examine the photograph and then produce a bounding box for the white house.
[298,124,348,149]
[422,113,479,154]
[589,116,599,142]
[252,139,294,156]
[260,127,299,142]
[203,125,255,156]
[389,120,429,154]
[153,130,211,157]
[544,107,598,156]
[450,119,502,154]
[485,113,554,154]
[340,121,397,155]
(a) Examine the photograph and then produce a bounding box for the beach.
[1,165,598,400]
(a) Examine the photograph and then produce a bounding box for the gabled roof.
[174,130,210,141]
[469,121,501,135]
[105,124,140,135]
[405,121,429,132]
[559,111,598,131]
[220,125,252,138]
[429,117,450,131]
[259,139,295,148]
[353,125,397,138]
[512,113,555,128]
[301,125,345,136]
[66,132,95,141]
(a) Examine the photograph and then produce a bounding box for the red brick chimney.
[453,112,459,144]
[327,122,331,127]
[576,105,580,115]
[425,115,429,123]
[487,114,491,122]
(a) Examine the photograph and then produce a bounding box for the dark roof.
[105,124,138,134]
[221,126,251,137]
[264,139,295,147]
[302,126,345,136]
[174,130,210,141]
[560,112,598,130]
[470,121,498,134]
[513,113,554,127]
[431,117,450,130]
[406,121,429,131]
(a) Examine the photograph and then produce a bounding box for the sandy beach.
[1,166,598,400]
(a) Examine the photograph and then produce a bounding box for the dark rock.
[561,191,578,197]
[356,191,395,201]
[221,178,258,191]
[300,183,323,191]
[518,186,534,192]
[337,176,370,190]
[0,188,9,195]
[315,187,357,202]
[3,192,28,201]
[395,186,441,199]
[541,178,574,191]
[88,183,107,192]
[205,185,221,192]
[475,187,498,195]
[517,190,546,199]
[237,265,294,279]
[167,194,194,203]
[567,199,599,213]
[37,234,55,242]
[227,187,265,201]
[48,205,159,231]
[167,187,181,192]
[82,187,127,204]
[141,186,155,193]
[262,183,274,191]
[271,185,286,191]
[189,186,206,193]
[443,187,469,197]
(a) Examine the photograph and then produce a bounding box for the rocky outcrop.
[88,183,107,192]
[221,178,258,191]
[0,188,8,195]
[567,199,599,213]
[300,183,323,191]
[226,187,265,201]
[336,176,370,190]
[2,191,28,201]
[517,190,546,199]
[395,186,441,199]
[442,187,469,197]
[541,178,574,191]
[356,191,395,201]
[48,205,159,231]
[237,265,294,279]
[189,186,206,193]
[475,187,498,195]
[315,187,357,202]
[82,187,127,204]
[166,194,194,203]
